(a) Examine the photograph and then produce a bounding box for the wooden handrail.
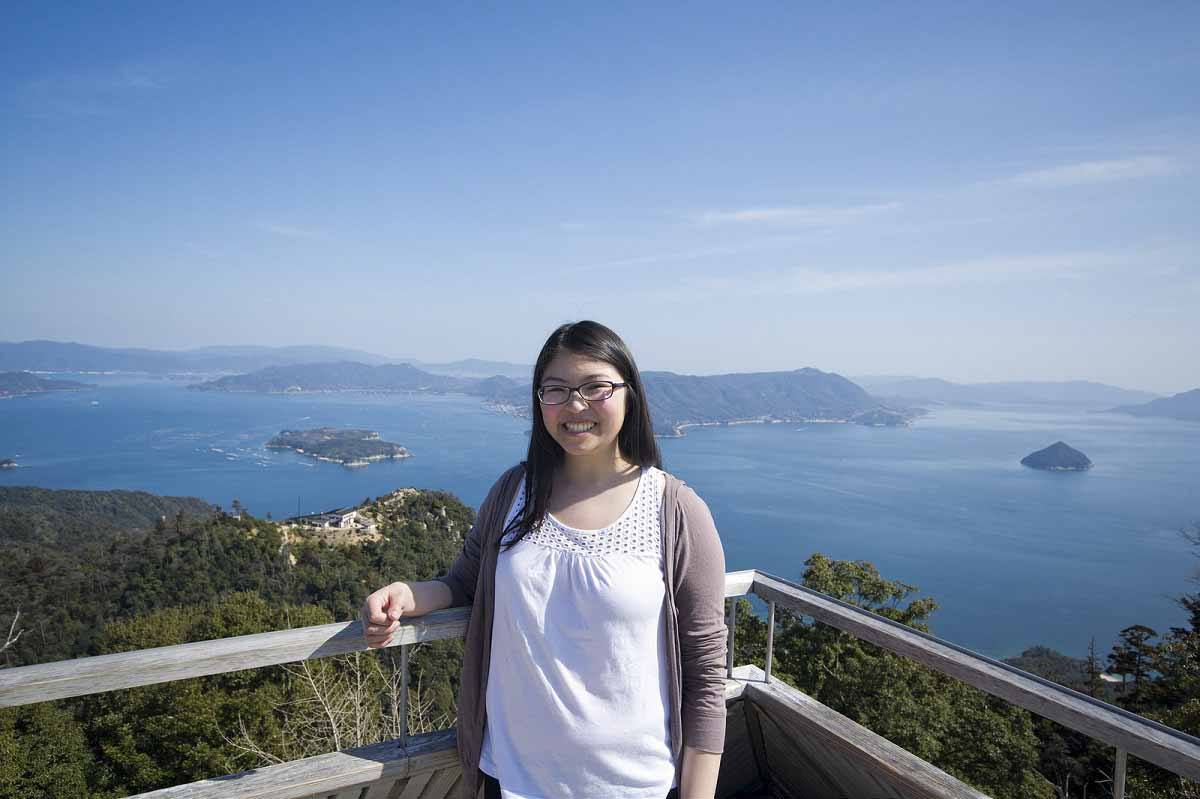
[0,573,756,708]
[0,607,469,708]
[747,570,1200,782]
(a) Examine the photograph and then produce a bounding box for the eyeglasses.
[537,381,628,405]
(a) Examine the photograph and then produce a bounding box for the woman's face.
[538,351,629,460]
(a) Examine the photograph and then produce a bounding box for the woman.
[361,320,728,799]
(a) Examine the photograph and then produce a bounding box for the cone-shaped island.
[1020,441,1093,471]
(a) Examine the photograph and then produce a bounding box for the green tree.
[0,702,92,799]
[1108,624,1158,708]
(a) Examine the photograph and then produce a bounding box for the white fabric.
[478,466,676,799]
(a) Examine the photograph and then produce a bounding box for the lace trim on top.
[503,467,663,557]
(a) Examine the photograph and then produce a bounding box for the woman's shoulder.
[656,468,714,518]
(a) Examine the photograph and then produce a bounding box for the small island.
[266,428,411,467]
[0,458,17,470]
[1021,441,1093,471]
[851,408,911,427]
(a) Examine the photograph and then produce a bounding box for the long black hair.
[500,320,661,551]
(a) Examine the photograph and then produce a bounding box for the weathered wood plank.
[756,703,859,799]
[750,570,1200,781]
[395,770,433,799]
[0,610,470,708]
[725,569,756,598]
[127,730,458,799]
[418,768,460,799]
[736,663,990,799]
[360,777,398,799]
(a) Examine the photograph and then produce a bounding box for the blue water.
[3,375,1198,660]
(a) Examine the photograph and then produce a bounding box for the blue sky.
[3,3,1197,392]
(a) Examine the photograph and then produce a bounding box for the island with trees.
[191,361,917,436]
[1020,441,1093,471]
[0,371,91,398]
[266,427,411,467]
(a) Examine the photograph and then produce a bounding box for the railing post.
[727,599,737,678]
[764,600,776,684]
[399,643,410,748]
[1114,748,1127,799]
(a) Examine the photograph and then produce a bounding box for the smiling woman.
[361,320,729,799]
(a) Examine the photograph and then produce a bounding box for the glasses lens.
[540,386,570,404]
[580,381,613,401]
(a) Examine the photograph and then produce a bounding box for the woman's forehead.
[542,353,622,381]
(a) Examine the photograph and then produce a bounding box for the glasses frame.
[537,380,629,406]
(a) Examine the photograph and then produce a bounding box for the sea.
[3,372,1198,661]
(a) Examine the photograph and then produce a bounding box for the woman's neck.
[557,446,639,491]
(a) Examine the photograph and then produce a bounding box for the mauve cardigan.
[434,462,728,799]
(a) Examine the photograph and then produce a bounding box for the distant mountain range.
[1109,388,1200,422]
[855,376,1158,408]
[0,371,91,398]
[191,361,901,435]
[191,361,479,393]
[0,340,531,379]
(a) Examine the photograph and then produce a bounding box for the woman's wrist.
[408,579,453,615]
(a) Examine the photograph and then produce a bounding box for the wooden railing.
[2,569,1198,799]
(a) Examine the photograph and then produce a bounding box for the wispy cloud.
[696,202,900,226]
[15,63,169,118]
[674,251,1126,299]
[1000,156,1175,188]
[257,223,329,241]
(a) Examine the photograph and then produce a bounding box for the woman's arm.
[675,484,728,798]
[680,746,722,798]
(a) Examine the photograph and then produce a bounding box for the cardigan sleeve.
[675,483,728,754]
[434,464,521,607]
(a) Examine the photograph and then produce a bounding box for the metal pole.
[727,599,738,678]
[765,600,776,684]
[1114,748,1127,799]
[400,643,410,749]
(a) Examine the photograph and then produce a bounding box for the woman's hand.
[360,581,417,648]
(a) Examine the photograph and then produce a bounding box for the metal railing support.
[764,600,776,684]
[1114,748,1127,799]
[399,644,410,748]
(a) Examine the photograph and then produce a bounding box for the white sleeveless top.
[478,466,676,799]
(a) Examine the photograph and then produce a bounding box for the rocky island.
[266,428,412,468]
[0,458,17,469]
[1021,441,1093,471]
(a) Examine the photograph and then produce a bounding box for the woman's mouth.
[563,421,597,435]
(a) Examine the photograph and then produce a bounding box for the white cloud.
[1001,156,1174,188]
[696,202,900,226]
[675,252,1125,299]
